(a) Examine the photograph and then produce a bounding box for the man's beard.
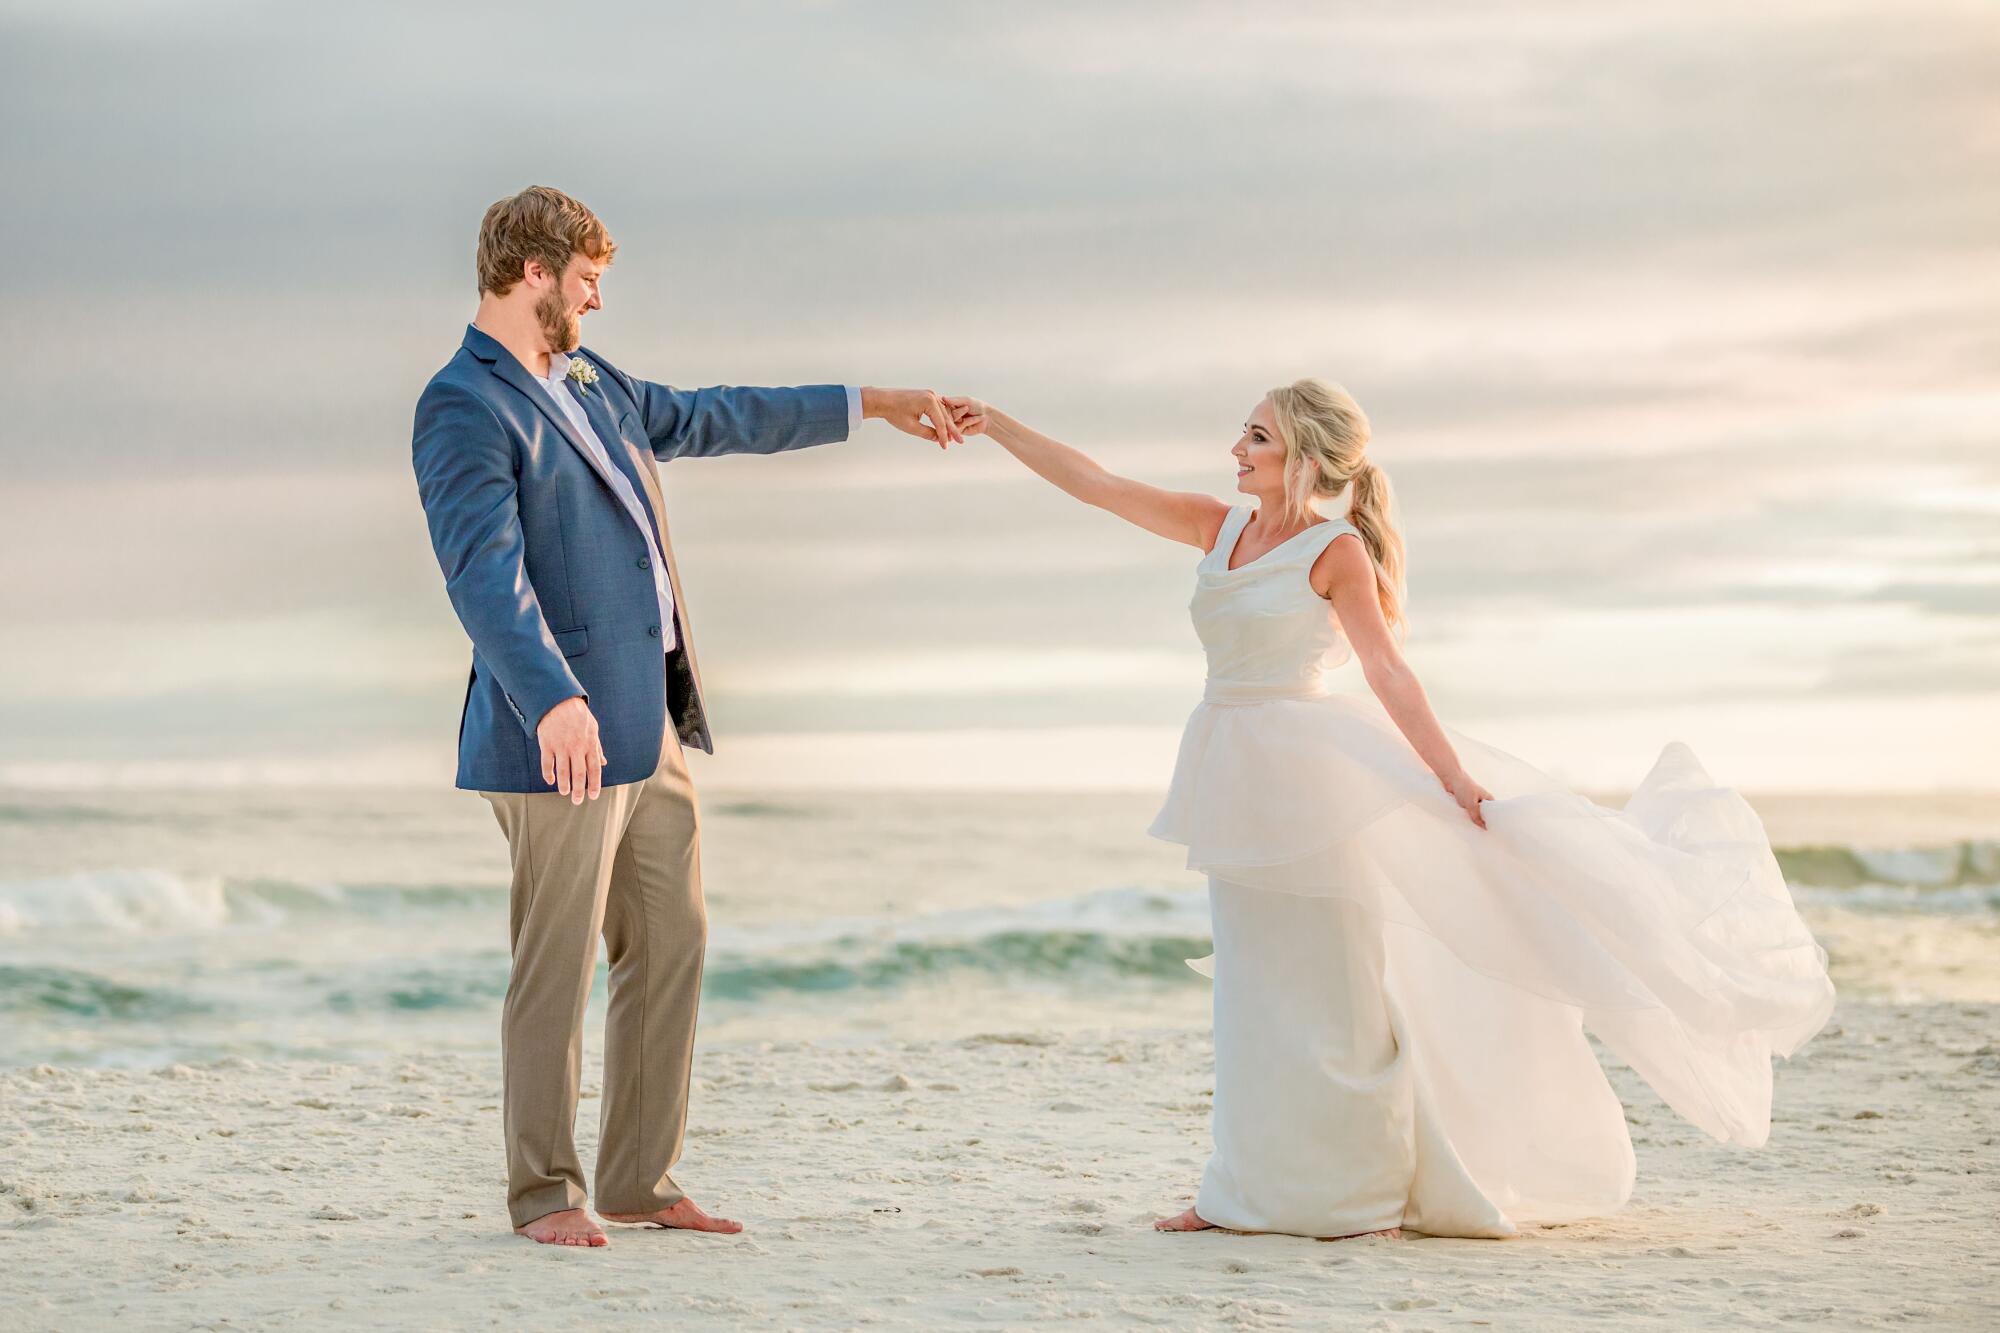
[535,286,581,354]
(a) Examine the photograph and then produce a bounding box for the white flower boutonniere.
[566,358,600,394]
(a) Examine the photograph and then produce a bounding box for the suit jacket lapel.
[569,371,665,544]
[475,337,627,501]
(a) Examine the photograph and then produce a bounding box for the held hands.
[538,696,605,805]
[943,395,990,438]
[858,389,990,447]
[862,387,965,448]
[1442,767,1495,830]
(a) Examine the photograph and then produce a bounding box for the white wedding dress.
[1147,505,1836,1239]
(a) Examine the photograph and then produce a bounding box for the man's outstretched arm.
[595,361,962,460]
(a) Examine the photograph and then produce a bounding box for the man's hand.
[861,387,964,448]
[537,696,605,805]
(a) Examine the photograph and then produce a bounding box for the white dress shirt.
[529,353,862,656]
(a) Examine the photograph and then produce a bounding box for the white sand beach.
[4,996,1994,1331]
[13,0,2000,1325]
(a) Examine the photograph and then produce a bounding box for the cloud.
[2,1,1995,786]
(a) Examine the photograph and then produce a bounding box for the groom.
[412,186,959,1247]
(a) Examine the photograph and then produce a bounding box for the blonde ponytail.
[1344,459,1406,634]
[1266,378,1408,635]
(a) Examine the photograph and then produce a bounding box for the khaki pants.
[480,723,705,1228]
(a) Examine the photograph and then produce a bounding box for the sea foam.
[0,869,231,935]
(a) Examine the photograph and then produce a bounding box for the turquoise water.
[0,788,1993,1066]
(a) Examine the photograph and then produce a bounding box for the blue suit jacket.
[412,324,848,792]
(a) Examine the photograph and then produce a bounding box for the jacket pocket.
[550,626,589,658]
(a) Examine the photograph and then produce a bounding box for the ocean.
[2,787,1995,1068]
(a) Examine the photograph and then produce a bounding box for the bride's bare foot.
[1152,1206,1403,1239]
[599,1197,744,1234]
[514,1207,608,1247]
[1327,1226,1403,1241]
[1154,1206,1216,1232]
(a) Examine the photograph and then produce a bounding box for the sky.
[1,0,1995,791]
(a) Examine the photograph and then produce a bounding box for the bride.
[943,381,1836,1240]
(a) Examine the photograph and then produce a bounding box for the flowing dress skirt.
[1152,691,1835,1237]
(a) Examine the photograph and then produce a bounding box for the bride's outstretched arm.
[1313,536,1495,828]
[943,397,1230,549]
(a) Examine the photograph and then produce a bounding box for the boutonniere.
[565,358,600,394]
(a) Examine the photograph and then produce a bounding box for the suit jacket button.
[637,556,651,570]
[647,624,661,638]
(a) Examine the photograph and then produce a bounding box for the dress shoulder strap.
[1302,515,1361,555]
[1205,504,1255,561]
[1281,515,1361,567]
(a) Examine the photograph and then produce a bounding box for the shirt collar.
[541,349,572,388]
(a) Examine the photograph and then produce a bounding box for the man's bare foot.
[599,1197,743,1234]
[1154,1206,1217,1232]
[513,1207,608,1247]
